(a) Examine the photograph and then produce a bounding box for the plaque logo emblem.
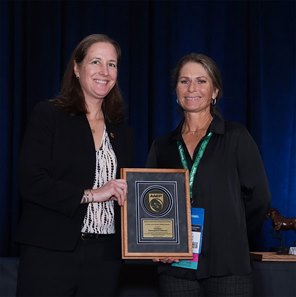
[142,187,172,216]
[148,193,164,212]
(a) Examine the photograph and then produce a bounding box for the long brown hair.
[54,34,125,123]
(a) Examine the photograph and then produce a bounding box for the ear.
[212,88,219,99]
[74,62,79,78]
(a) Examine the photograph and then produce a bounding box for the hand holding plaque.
[121,168,192,259]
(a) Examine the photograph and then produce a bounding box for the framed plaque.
[121,168,192,259]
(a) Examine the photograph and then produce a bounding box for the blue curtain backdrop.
[0,0,295,256]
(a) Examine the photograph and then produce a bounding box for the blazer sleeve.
[18,102,84,217]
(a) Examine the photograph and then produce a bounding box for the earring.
[76,75,79,79]
[176,98,179,105]
[211,98,217,106]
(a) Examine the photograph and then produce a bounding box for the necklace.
[89,122,98,134]
[182,130,199,135]
[90,122,102,134]
[182,116,213,136]
[87,116,104,134]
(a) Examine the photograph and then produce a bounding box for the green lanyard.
[177,132,212,199]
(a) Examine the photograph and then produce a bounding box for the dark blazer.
[16,101,133,256]
[146,115,270,279]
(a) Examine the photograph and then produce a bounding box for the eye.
[196,78,207,84]
[91,59,101,65]
[108,62,117,68]
[179,79,189,85]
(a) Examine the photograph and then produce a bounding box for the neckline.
[95,126,106,152]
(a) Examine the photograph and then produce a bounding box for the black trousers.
[159,273,253,297]
[16,236,122,297]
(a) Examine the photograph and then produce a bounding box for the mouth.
[94,79,108,85]
[184,96,201,101]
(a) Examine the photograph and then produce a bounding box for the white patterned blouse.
[81,128,117,234]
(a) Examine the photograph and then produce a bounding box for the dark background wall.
[1,0,295,256]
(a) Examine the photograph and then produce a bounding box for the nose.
[188,81,197,92]
[99,64,109,76]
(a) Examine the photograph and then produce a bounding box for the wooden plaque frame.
[120,168,192,259]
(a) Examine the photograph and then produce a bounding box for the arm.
[236,128,271,242]
[81,180,127,206]
[18,102,84,217]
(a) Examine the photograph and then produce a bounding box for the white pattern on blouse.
[81,128,117,234]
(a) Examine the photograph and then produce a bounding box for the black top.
[146,115,270,279]
[16,101,133,258]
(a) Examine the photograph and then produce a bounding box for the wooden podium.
[251,252,296,296]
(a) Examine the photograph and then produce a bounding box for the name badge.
[172,208,204,270]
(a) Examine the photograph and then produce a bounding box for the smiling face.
[176,62,218,114]
[74,41,118,104]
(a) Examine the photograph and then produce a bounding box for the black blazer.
[16,101,133,254]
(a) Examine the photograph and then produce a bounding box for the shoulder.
[225,121,247,131]
[29,100,64,120]
[212,115,249,137]
[31,100,56,112]
[26,100,57,126]
[32,100,82,121]
[26,100,79,134]
[224,121,250,137]
[223,121,259,152]
[154,131,176,144]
